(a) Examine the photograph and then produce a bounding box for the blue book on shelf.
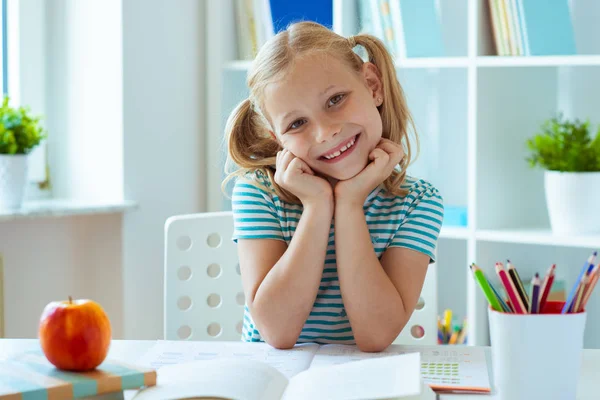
[268,0,333,33]
[517,0,576,55]
[398,0,444,57]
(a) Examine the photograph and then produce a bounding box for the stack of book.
[358,0,445,59]
[488,0,576,56]
[234,0,333,60]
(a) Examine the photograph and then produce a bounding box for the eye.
[289,119,307,131]
[328,93,346,107]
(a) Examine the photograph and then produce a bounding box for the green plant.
[526,113,600,172]
[0,96,45,155]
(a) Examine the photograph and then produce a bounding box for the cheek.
[281,137,311,157]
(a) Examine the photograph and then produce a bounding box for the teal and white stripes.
[233,172,444,345]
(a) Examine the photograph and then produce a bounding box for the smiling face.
[262,53,384,180]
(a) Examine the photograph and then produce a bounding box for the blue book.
[397,0,444,57]
[518,0,576,56]
[268,0,333,34]
[0,349,156,399]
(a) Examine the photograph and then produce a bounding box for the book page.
[135,340,319,378]
[310,344,491,393]
[282,352,434,400]
[132,358,288,400]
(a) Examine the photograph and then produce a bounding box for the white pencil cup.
[488,301,587,400]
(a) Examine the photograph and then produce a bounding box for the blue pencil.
[563,252,597,313]
[487,277,511,312]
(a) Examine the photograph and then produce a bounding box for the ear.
[362,62,384,107]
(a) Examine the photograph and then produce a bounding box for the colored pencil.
[443,309,452,342]
[530,273,541,314]
[449,325,460,344]
[563,252,597,313]
[456,319,468,344]
[470,264,504,312]
[538,264,556,312]
[507,260,530,311]
[579,264,600,312]
[487,277,512,312]
[496,262,526,314]
[573,274,588,313]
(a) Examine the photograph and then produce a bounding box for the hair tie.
[348,36,357,48]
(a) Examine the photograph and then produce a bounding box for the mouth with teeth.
[319,134,360,163]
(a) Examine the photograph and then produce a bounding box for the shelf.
[225,55,600,72]
[475,228,600,249]
[439,226,470,240]
[476,55,600,68]
[0,199,138,222]
[395,57,469,69]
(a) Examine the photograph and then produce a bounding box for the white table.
[1,339,599,399]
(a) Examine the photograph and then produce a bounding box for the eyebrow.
[320,85,337,96]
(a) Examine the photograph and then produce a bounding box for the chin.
[321,161,368,181]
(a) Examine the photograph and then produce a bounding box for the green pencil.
[470,263,504,312]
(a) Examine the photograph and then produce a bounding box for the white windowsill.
[0,198,138,222]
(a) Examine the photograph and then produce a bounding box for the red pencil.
[496,262,526,314]
[538,264,556,312]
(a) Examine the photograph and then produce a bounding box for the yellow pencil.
[443,309,452,338]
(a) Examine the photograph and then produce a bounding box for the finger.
[369,148,389,163]
[279,150,295,172]
[377,140,403,155]
[377,141,404,165]
[289,158,314,175]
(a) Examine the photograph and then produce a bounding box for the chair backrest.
[164,211,438,345]
[164,211,244,341]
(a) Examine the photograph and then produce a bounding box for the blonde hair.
[223,21,417,203]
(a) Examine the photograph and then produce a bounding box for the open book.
[131,351,435,400]
[134,340,490,395]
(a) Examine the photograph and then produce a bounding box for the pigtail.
[222,99,276,194]
[351,34,418,196]
[222,98,300,203]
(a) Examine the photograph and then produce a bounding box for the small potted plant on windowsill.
[0,96,45,209]
[526,113,600,235]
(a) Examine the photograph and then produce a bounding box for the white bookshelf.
[205,0,600,348]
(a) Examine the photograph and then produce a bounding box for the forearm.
[335,204,410,351]
[251,200,333,348]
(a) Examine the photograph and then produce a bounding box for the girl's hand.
[334,139,404,207]
[274,149,333,207]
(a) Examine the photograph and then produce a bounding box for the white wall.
[2,0,206,340]
[122,0,206,339]
[0,215,124,338]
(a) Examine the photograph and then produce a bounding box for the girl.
[224,21,444,352]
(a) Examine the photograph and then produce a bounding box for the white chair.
[164,211,438,345]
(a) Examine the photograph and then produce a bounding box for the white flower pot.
[0,154,28,209]
[544,171,600,235]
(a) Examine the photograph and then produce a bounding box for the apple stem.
[69,296,72,304]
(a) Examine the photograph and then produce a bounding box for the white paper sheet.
[135,340,319,378]
[309,344,491,392]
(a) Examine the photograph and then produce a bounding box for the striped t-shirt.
[232,171,444,344]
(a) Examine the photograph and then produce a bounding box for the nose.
[314,118,341,143]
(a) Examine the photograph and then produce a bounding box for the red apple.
[39,296,112,371]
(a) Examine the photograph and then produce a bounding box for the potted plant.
[0,96,45,209]
[526,113,600,234]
